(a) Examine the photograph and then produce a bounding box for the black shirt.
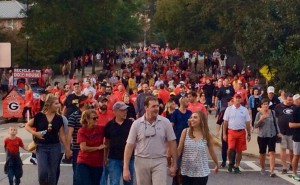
[64,93,85,118]
[33,112,63,144]
[292,106,300,142]
[217,85,235,108]
[274,103,296,135]
[125,103,136,120]
[104,119,133,160]
[268,96,281,110]
[202,83,215,98]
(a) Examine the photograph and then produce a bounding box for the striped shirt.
[181,129,210,177]
[68,110,82,150]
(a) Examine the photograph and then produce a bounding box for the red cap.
[79,98,93,105]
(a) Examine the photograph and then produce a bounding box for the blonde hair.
[163,99,175,113]
[42,94,58,113]
[188,111,211,146]
[80,109,97,127]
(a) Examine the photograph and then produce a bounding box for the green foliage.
[153,0,300,91]
[19,0,143,66]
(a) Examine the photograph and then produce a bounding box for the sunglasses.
[145,125,156,137]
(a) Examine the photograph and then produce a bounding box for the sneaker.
[30,157,37,165]
[270,173,276,177]
[228,164,233,173]
[282,169,287,174]
[221,161,226,168]
[292,174,300,181]
[234,167,241,174]
[260,169,267,176]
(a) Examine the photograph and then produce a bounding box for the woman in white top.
[178,111,219,185]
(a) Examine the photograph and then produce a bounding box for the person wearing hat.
[216,97,236,168]
[275,92,296,174]
[223,93,251,174]
[104,102,135,185]
[96,96,115,126]
[67,95,92,185]
[289,94,300,180]
[266,86,280,110]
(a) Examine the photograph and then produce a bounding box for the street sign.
[0,42,11,68]
[259,65,277,82]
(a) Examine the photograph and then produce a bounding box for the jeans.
[7,164,22,185]
[75,163,103,185]
[36,143,61,185]
[56,153,64,185]
[108,158,134,185]
[72,149,79,185]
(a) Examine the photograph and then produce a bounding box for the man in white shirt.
[82,81,96,98]
[223,94,251,174]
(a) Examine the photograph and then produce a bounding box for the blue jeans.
[36,143,61,185]
[7,164,22,185]
[108,158,134,185]
[75,163,103,185]
[72,149,79,185]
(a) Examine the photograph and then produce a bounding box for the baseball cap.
[293,94,300,101]
[113,101,128,111]
[234,94,242,98]
[267,86,275,93]
[79,96,93,105]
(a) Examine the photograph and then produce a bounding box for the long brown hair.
[188,111,211,145]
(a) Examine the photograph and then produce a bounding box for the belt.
[229,129,245,132]
[135,156,166,159]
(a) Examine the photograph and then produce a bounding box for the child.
[4,126,27,185]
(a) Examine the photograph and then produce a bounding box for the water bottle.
[40,130,47,137]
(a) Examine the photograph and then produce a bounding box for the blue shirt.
[170,109,192,143]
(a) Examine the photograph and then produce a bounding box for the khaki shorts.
[280,135,293,150]
[293,141,300,155]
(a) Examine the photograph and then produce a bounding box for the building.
[0,0,26,31]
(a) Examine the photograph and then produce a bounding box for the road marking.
[243,161,261,171]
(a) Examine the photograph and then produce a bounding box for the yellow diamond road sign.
[259,65,277,82]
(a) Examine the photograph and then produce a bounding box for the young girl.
[178,111,219,185]
[4,126,28,185]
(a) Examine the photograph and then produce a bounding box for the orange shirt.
[97,110,115,126]
[187,102,207,115]
[158,89,170,105]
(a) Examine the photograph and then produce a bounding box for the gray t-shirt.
[127,115,176,158]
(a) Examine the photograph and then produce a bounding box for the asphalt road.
[0,131,297,185]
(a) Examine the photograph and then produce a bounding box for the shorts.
[228,129,247,152]
[293,141,300,155]
[280,135,293,150]
[257,136,276,154]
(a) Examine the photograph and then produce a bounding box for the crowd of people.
[3,47,300,185]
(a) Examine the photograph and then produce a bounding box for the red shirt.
[130,94,137,105]
[25,90,33,107]
[158,89,170,105]
[187,102,208,115]
[97,110,115,126]
[77,125,104,167]
[4,137,24,154]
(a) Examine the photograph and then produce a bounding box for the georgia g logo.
[9,102,19,111]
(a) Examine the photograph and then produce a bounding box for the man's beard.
[100,105,107,111]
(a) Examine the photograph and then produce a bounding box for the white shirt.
[223,104,250,130]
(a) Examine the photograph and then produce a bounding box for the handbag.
[27,141,36,152]
[271,111,281,143]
